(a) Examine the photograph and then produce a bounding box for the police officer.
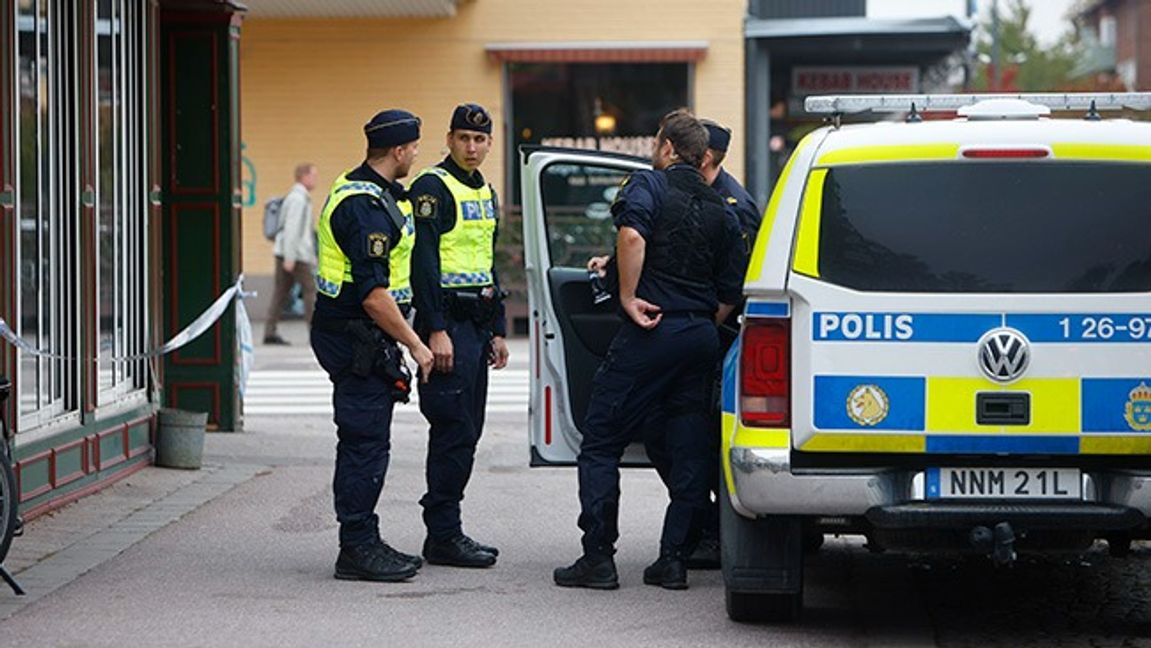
[310,110,434,582]
[554,109,746,591]
[700,120,762,248]
[645,120,762,570]
[408,103,509,568]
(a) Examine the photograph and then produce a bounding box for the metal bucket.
[154,408,208,470]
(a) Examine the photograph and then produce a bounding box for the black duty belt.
[311,318,374,334]
[659,311,713,321]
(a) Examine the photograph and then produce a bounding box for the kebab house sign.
[791,66,920,111]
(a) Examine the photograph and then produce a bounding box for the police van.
[520,93,1151,623]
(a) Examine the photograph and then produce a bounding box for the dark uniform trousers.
[578,313,719,557]
[643,325,740,539]
[311,327,398,548]
[418,315,490,540]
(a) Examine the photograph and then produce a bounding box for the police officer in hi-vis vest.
[310,110,434,583]
[409,103,510,568]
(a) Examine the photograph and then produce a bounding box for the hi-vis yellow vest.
[316,170,414,303]
[413,166,496,288]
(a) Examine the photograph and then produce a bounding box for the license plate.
[926,467,1081,499]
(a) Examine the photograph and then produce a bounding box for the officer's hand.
[489,336,510,370]
[430,330,454,373]
[586,255,610,278]
[409,342,434,383]
[283,258,296,274]
[623,297,662,330]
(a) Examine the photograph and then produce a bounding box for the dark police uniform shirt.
[712,168,761,253]
[314,162,405,322]
[409,155,507,337]
[612,164,745,314]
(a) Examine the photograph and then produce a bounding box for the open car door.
[520,147,650,465]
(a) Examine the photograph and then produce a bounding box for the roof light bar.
[805,93,1151,115]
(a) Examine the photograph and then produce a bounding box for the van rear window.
[813,162,1151,292]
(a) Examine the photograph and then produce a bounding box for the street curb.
[0,462,264,621]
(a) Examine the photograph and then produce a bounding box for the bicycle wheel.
[0,444,17,564]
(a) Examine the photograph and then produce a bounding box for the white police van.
[520,93,1151,623]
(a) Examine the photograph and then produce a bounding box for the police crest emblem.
[367,232,388,258]
[847,384,889,427]
[416,195,437,219]
[1124,382,1151,431]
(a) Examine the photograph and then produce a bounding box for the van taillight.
[740,319,790,427]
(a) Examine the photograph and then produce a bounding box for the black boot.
[379,540,423,569]
[423,535,497,568]
[554,554,619,590]
[460,534,500,557]
[335,543,420,582]
[685,534,721,570]
[643,555,688,590]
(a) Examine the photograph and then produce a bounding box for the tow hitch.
[969,522,1017,565]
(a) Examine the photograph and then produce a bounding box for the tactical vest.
[316,170,411,301]
[413,166,496,288]
[643,168,728,293]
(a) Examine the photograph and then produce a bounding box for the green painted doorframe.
[159,2,245,431]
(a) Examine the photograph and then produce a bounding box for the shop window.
[14,0,149,430]
[507,62,689,205]
[16,0,80,428]
[96,0,148,403]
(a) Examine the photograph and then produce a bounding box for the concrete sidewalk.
[0,320,532,621]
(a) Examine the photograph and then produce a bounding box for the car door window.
[540,163,632,268]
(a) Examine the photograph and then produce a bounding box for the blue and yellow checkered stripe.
[721,369,1151,467]
[802,375,1151,455]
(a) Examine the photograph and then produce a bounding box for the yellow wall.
[239,0,747,277]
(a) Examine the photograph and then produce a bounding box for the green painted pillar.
[160,2,245,431]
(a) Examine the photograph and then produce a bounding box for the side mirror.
[0,377,9,404]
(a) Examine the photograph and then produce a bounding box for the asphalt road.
[2,329,1149,647]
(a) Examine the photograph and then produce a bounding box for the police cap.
[450,103,493,135]
[364,109,421,148]
[702,119,731,153]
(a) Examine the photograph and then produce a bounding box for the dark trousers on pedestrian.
[577,314,718,558]
[311,327,397,548]
[264,257,316,340]
[418,317,489,541]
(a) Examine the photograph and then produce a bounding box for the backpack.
[263,196,285,241]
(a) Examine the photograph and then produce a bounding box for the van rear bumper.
[728,447,1151,523]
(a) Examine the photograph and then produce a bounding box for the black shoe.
[460,534,500,557]
[554,554,619,590]
[263,334,290,346]
[423,535,497,568]
[335,543,419,582]
[378,540,423,569]
[685,535,721,570]
[643,556,688,590]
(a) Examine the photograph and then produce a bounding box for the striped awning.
[485,41,708,63]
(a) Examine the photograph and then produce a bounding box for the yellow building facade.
[239,0,748,326]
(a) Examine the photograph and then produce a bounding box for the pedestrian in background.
[264,162,319,345]
[408,103,509,568]
[555,109,746,591]
[310,110,434,582]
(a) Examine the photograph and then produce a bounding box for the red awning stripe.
[485,41,708,63]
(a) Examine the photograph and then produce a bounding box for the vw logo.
[977,327,1031,383]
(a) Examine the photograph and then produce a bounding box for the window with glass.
[17,0,79,426]
[508,62,689,204]
[812,162,1151,293]
[96,0,148,403]
[13,0,149,430]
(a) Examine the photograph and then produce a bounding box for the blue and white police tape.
[0,275,256,362]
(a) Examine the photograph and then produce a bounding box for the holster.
[444,287,507,328]
[345,320,412,403]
